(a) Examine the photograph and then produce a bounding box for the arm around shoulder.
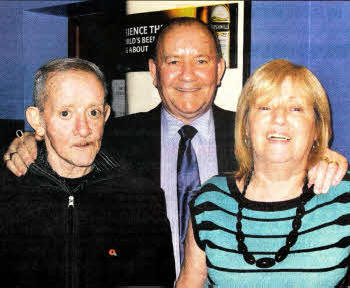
[307,148,348,194]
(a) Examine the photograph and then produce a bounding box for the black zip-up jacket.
[0,146,175,287]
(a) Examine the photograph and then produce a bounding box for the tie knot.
[178,125,198,140]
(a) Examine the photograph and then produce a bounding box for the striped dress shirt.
[160,107,218,277]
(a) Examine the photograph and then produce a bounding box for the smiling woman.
[235,59,331,180]
[177,59,350,288]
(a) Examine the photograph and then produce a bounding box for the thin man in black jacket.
[0,58,175,287]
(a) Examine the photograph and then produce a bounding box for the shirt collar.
[161,107,213,141]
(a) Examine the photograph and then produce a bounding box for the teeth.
[268,134,291,140]
[177,88,199,92]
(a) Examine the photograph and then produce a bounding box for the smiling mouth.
[267,134,291,141]
[176,87,200,92]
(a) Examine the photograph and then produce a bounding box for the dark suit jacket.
[103,104,237,187]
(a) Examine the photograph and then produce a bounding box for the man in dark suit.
[104,18,233,274]
[3,17,348,277]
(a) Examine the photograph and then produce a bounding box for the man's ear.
[104,104,111,123]
[148,58,158,87]
[26,106,45,136]
[217,58,226,86]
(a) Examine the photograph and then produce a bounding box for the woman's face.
[247,77,317,168]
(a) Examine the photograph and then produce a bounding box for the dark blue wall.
[0,7,24,119]
[251,1,350,160]
[23,11,69,129]
[0,1,79,122]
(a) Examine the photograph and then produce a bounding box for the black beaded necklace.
[235,172,310,268]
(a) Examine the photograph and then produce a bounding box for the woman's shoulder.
[340,170,350,185]
[311,171,350,206]
[328,171,350,196]
[192,173,237,207]
[203,173,230,186]
[203,173,237,188]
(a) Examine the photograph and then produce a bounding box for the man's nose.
[74,114,91,137]
[179,62,196,81]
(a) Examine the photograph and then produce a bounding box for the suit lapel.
[213,105,237,173]
[145,105,162,186]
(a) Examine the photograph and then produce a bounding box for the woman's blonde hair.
[234,59,332,179]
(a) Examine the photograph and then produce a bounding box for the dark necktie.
[177,125,201,263]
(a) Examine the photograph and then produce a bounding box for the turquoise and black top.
[190,174,350,287]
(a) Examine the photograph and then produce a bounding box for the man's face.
[149,23,225,124]
[40,70,110,175]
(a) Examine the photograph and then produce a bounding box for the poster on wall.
[123,1,251,114]
[122,4,239,71]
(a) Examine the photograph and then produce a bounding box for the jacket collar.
[29,142,120,180]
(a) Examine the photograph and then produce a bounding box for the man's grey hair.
[33,58,107,111]
[150,17,223,62]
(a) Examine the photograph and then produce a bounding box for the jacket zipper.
[68,196,74,207]
[67,195,76,288]
[30,165,78,288]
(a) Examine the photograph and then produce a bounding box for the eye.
[197,59,208,64]
[291,107,302,112]
[60,110,70,117]
[259,106,270,111]
[89,109,101,117]
[168,60,178,65]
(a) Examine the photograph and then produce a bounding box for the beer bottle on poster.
[209,5,230,67]
[197,6,208,23]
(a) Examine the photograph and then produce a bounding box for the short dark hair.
[33,58,107,111]
[150,17,222,62]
